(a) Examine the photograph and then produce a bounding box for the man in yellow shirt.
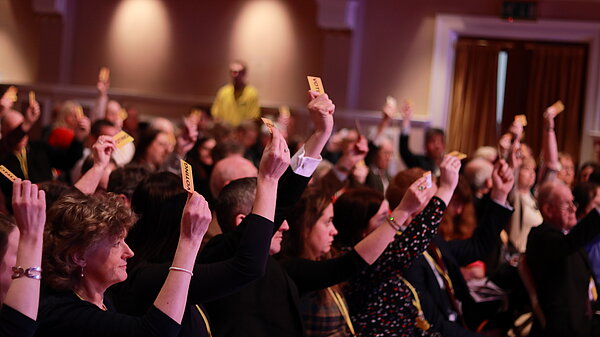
[211,61,260,127]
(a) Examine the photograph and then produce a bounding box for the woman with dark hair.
[131,128,172,171]
[126,171,185,259]
[36,191,211,337]
[280,155,461,337]
[109,127,291,337]
[185,136,217,207]
[0,180,46,337]
[578,161,600,184]
[332,156,461,336]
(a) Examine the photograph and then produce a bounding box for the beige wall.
[0,0,40,83]
[355,0,600,117]
[65,0,323,109]
[3,0,600,116]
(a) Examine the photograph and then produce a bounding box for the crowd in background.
[0,60,600,337]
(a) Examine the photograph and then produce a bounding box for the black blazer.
[405,196,513,337]
[526,209,600,337]
[398,133,437,172]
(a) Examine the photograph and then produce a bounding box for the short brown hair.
[43,193,136,290]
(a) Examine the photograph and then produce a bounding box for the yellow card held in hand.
[75,106,84,120]
[307,76,325,94]
[514,114,528,126]
[113,130,134,149]
[29,91,36,105]
[4,86,17,102]
[99,67,110,82]
[261,117,276,134]
[180,159,194,193]
[549,100,564,115]
[279,105,291,118]
[0,165,17,182]
[448,151,467,160]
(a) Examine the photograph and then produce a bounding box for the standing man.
[211,60,260,127]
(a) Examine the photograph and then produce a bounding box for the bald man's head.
[210,155,258,198]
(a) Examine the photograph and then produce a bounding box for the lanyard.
[326,287,356,336]
[195,304,213,337]
[423,249,456,296]
[400,277,430,331]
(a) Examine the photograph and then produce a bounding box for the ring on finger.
[284,148,289,153]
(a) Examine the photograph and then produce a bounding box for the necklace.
[73,290,108,311]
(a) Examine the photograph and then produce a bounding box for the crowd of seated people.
[0,63,599,337]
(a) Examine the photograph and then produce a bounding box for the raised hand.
[400,100,413,131]
[335,135,369,174]
[22,100,41,132]
[544,106,557,129]
[396,176,435,215]
[258,127,291,181]
[435,155,461,205]
[176,115,199,156]
[97,78,110,96]
[74,116,91,142]
[180,192,211,244]
[491,159,514,205]
[307,91,335,134]
[12,179,46,238]
[92,135,116,169]
[0,88,16,116]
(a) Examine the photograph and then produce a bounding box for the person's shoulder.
[244,85,258,95]
[216,84,233,95]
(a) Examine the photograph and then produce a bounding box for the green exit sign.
[502,1,537,21]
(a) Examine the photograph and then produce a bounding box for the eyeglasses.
[558,200,578,211]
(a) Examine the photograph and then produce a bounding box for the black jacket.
[405,196,513,337]
[526,209,600,337]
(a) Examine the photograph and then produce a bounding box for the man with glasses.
[526,181,600,337]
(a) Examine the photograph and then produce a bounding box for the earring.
[80,266,84,278]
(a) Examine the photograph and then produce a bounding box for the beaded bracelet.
[169,266,193,276]
[11,266,42,280]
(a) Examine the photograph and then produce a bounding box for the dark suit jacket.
[399,133,437,172]
[526,209,600,337]
[405,196,513,337]
[198,166,369,337]
[0,139,83,211]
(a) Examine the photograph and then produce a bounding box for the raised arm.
[317,135,369,197]
[303,91,334,159]
[90,76,109,122]
[3,180,46,320]
[539,106,560,183]
[354,176,432,264]
[253,127,290,221]
[399,100,420,168]
[447,159,514,265]
[74,135,116,194]
[153,192,210,323]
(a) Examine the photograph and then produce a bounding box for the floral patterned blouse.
[343,197,446,337]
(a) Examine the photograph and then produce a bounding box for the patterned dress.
[343,197,446,337]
